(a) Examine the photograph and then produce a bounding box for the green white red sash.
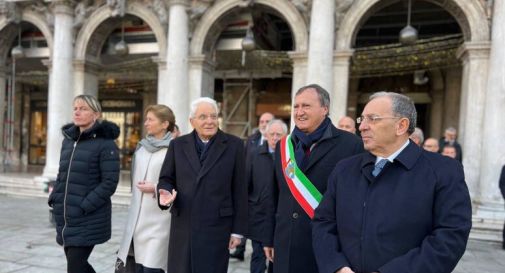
[280,135,323,218]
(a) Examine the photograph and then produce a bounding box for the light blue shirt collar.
[376,139,410,164]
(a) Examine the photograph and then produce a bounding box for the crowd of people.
[47,84,503,273]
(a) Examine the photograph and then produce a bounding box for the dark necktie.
[372,159,388,177]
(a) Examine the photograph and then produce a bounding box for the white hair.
[189,97,219,118]
[266,119,288,134]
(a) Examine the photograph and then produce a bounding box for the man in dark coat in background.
[247,119,288,273]
[312,92,472,273]
[231,112,275,261]
[157,97,247,273]
[263,84,363,273]
[500,165,505,250]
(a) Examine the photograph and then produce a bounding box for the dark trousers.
[64,245,95,273]
[251,240,273,273]
[135,263,164,273]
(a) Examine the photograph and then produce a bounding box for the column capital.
[73,59,101,75]
[41,58,52,70]
[167,0,190,8]
[456,41,491,62]
[333,49,354,64]
[288,51,308,65]
[50,1,75,15]
[189,54,215,68]
[152,56,167,70]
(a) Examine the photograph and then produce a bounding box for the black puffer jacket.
[49,120,120,247]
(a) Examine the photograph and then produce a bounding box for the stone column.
[189,54,215,104]
[164,0,190,133]
[429,92,443,139]
[153,57,167,105]
[306,0,335,91]
[331,49,353,122]
[478,0,505,217]
[73,60,99,97]
[41,2,74,180]
[442,68,462,131]
[288,51,308,130]
[346,78,360,119]
[456,42,490,198]
[429,70,444,138]
[0,67,6,166]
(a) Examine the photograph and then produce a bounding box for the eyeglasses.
[196,114,218,121]
[356,115,401,124]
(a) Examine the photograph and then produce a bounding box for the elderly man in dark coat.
[247,119,287,273]
[263,84,363,273]
[312,92,472,273]
[157,97,247,273]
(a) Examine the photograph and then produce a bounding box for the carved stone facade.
[0,1,503,232]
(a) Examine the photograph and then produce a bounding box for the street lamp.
[115,21,129,56]
[11,27,24,59]
[399,0,418,45]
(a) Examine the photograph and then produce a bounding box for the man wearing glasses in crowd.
[312,92,472,273]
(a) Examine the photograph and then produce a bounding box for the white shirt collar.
[376,139,410,164]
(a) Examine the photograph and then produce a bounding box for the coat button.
[292,212,299,219]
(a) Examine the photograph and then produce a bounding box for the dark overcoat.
[312,141,472,273]
[157,130,247,273]
[266,125,363,273]
[500,165,505,199]
[48,120,120,247]
[247,142,275,243]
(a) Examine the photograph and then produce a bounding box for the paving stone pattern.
[0,195,503,273]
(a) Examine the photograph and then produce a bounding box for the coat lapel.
[361,153,376,183]
[182,133,202,174]
[197,131,227,182]
[304,126,339,171]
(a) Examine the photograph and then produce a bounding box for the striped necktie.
[372,159,388,177]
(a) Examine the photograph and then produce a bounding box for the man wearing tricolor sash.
[263,84,363,273]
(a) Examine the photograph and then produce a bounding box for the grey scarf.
[139,132,172,153]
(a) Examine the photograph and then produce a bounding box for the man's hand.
[228,236,241,249]
[263,247,274,262]
[136,181,155,193]
[158,189,177,206]
[336,267,355,273]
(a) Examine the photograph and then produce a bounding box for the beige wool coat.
[117,146,171,272]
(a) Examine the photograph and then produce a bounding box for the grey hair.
[295,84,330,114]
[189,97,219,118]
[445,126,457,134]
[266,119,288,134]
[74,94,101,113]
[369,91,417,134]
[411,127,424,143]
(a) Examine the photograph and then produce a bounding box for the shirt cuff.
[231,233,243,239]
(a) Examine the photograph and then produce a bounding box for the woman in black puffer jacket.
[48,94,120,273]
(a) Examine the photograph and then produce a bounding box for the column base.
[470,200,505,242]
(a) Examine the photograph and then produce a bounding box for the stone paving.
[0,194,503,273]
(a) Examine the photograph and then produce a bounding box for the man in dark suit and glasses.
[157,97,247,273]
[312,92,472,273]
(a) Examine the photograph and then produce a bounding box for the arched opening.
[0,21,50,171]
[348,0,464,139]
[203,4,295,137]
[84,14,159,170]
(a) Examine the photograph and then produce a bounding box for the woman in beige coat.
[117,104,175,273]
